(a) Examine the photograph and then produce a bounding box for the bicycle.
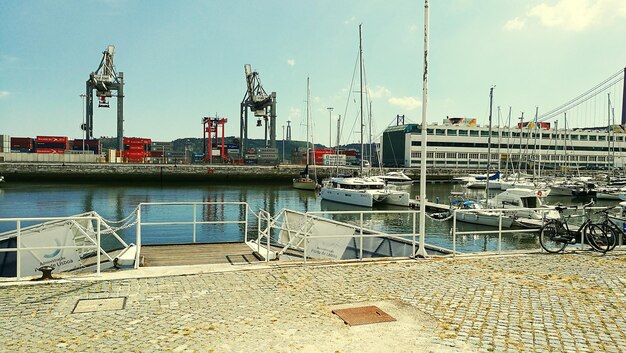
[594,206,624,252]
[538,201,611,254]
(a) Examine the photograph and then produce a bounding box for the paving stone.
[2,252,626,352]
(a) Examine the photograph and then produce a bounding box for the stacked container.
[10,137,35,152]
[72,139,101,154]
[123,137,151,163]
[0,135,10,152]
[35,136,68,154]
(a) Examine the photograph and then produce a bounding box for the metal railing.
[0,216,104,280]
[134,201,250,268]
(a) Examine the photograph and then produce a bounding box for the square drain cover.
[73,297,127,314]
[332,305,396,326]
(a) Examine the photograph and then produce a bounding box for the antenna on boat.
[416,0,429,258]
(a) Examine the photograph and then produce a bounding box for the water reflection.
[1,181,621,252]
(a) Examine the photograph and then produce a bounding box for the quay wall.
[0,162,460,183]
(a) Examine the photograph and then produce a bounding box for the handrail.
[0,216,104,280]
[134,201,250,269]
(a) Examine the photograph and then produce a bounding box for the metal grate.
[72,297,127,314]
[332,305,396,326]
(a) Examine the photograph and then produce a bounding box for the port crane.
[85,45,125,150]
[240,64,277,159]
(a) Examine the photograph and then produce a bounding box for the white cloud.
[287,59,295,66]
[507,0,626,32]
[368,85,391,98]
[388,96,421,110]
[504,17,526,31]
[344,16,356,25]
[0,91,10,99]
[288,107,301,120]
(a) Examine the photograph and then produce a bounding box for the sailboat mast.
[359,24,364,175]
[486,87,494,193]
[306,77,311,166]
[417,0,429,258]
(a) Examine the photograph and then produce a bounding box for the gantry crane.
[85,45,124,150]
[240,64,277,159]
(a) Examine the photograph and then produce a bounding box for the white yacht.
[488,188,559,220]
[320,175,410,208]
[376,170,413,185]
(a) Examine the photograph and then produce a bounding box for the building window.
[470,130,479,137]
[589,135,597,141]
[436,129,446,135]
[459,130,468,136]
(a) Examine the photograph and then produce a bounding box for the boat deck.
[140,243,262,267]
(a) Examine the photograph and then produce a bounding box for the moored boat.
[376,170,413,185]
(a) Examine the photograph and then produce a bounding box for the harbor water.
[0,181,616,253]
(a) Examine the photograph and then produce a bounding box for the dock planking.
[140,242,261,267]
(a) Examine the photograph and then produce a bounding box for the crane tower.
[85,45,125,150]
[240,64,277,159]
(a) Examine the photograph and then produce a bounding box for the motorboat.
[320,175,410,208]
[448,195,515,228]
[488,188,559,220]
[376,170,413,185]
[595,186,626,200]
[462,171,502,189]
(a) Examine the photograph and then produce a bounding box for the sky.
[1,0,625,145]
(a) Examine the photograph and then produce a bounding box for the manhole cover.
[73,297,127,314]
[332,305,396,326]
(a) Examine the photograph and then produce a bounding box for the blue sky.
[1,0,625,144]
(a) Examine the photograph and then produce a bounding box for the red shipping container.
[124,137,151,145]
[36,136,68,144]
[35,148,65,154]
[11,137,34,150]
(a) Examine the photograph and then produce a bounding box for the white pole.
[416,0,429,258]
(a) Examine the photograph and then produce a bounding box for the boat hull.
[320,188,374,207]
[292,179,318,191]
[456,212,514,228]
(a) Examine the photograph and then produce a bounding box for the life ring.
[537,190,543,197]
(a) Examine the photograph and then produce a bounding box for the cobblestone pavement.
[1,251,625,352]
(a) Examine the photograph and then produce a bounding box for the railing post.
[498,211,502,254]
[452,210,457,257]
[193,204,197,243]
[359,212,364,260]
[266,211,270,263]
[16,220,21,280]
[96,217,101,276]
[135,205,142,269]
[303,214,308,266]
[412,211,417,259]
[244,203,249,243]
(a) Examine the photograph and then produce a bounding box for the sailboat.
[293,77,320,191]
[319,25,410,208]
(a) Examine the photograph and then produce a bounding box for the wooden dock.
[140,243,261,267]
[409,200,451,212]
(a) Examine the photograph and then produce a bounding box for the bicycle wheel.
[539,222,567,253]
[606,222,622,251]
[584,224,610,253]
[597,222,620,251]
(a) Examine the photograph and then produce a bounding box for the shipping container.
[10,137,34,150]
[35,148,65,154]
[36,136,68,144]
